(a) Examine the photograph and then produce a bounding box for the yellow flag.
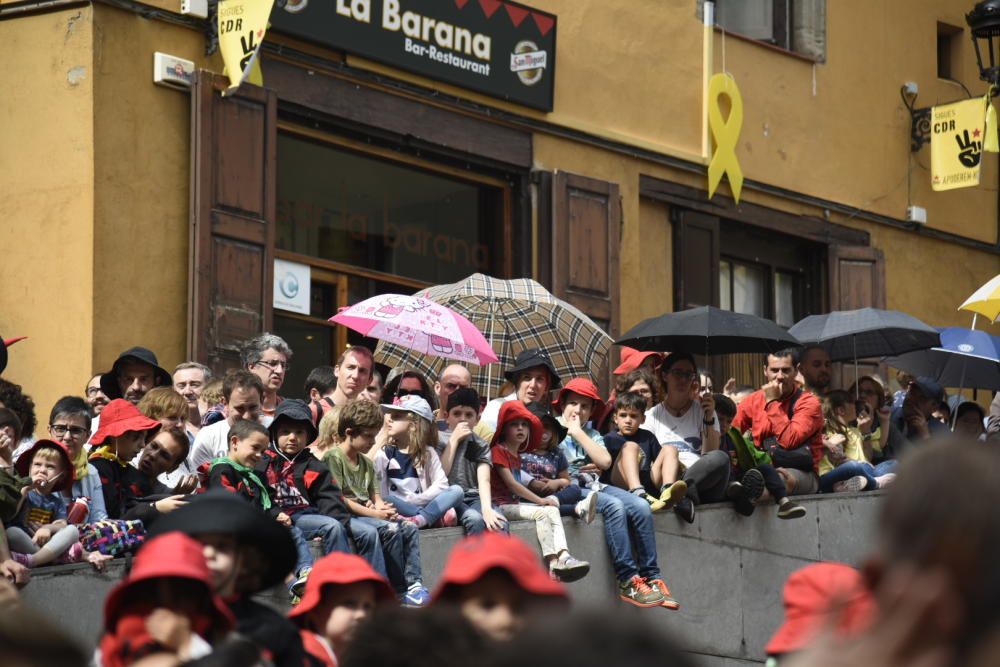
[931,96,987,191]
[218,0,274,95]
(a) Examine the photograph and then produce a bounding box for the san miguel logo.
[271,0,557,111]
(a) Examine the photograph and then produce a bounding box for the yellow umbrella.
[959,274,1000,323]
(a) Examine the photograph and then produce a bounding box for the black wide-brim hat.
[503,348,562,389]
[524,401,568,443]
[99,346,172,399]
[148,491,297,593]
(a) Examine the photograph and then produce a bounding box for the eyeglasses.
[50,424,88,438]
[667,369,697,381]
[85,387,103,397]
[253,359,290,372]
[441,382,467,392]
[396,389,425,398]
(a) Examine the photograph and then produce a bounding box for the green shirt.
[326,447,376,504]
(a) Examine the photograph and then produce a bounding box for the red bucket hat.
[765,562,875,656]
[551,378,606,426]
[613,347,664,375]
[288,552,394,623]
[431,532,567,602]
[15,439,75,493]
[89,399,160,446]
[491,401,543,452]
[103,531,235,632]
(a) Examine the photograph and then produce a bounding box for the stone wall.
[21,491,881,664]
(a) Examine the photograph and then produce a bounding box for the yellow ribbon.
[707,73,745,203]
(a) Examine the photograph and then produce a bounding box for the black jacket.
[256,449,353,531]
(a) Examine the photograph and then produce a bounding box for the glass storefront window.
[276,132,506,285]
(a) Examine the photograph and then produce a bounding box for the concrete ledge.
[21,491,880,663]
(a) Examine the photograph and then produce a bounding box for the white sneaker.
[574,492,598,524]
[874,473,896,489]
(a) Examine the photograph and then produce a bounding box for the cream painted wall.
[0,8,95,423]
[91,5,217,376]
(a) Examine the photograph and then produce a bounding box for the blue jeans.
[353,516,423,593]
[592,485,660,583]
[454,497,508,535]
[348,517,389,582]
[387,484,464,526]
[288,525,314,575]
[292,509,350,556]
[555,484,585,516]
[819,460,897,493]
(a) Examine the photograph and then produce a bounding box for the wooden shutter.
[552,171,621,334]
[828,244,887,387]
[188,72,277,375]
[552,171,620,389]
[672,210,720,311]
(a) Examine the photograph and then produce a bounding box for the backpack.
[760,390,819,472]
[311,397,336,429]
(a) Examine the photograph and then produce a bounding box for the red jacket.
[732,387,824,469]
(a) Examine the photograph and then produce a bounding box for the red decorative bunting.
[532,11,555,36]
[504,4,529,27]
[454,0,469,8]
[478,0,502,19]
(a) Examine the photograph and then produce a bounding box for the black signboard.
[270,0,557,111]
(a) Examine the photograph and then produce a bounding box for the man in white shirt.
[187,370,267,469]
[644,352,728,524]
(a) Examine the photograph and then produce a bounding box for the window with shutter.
[704,0,826,63]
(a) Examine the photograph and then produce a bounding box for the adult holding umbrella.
[616,307,809,517]
[788,308,940,394]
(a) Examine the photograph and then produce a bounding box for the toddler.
[8,440,80,567]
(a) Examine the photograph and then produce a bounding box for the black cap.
[446,387,481,414]
[524,401,568,443]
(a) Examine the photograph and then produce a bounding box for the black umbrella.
[788,307,940,394]
[615,306,801,355]
[788,308,939,361]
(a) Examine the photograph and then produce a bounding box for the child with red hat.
[431,532,568,642]
[490,401,589,582]
[553,377,680,610]
[88,399,161,519]
[288,552,395,667]
[98,531,236,667]
[6,439,81,567]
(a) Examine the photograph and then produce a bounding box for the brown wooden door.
[188,72,277,375]
[828,244,887,389]
[552,171,620,387]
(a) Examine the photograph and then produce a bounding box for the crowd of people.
[0,332,995,666]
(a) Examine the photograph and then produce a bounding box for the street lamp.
[967,0,1000,86]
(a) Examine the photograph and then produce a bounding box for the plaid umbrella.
[374,273,613,399]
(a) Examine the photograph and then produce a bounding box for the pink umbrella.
[330,294,499,366]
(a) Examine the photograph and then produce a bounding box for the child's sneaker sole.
[576,492,598,524]
[659,480,688,510]
[777,502,807,520]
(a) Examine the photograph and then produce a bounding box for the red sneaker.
[647,578,680,610]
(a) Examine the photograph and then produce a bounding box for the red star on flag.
[974,128,982,138]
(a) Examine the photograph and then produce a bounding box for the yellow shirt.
[818,425,869,476]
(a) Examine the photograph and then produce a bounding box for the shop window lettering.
[277,198,490,271]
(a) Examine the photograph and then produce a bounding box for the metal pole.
[951,356,968,431]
